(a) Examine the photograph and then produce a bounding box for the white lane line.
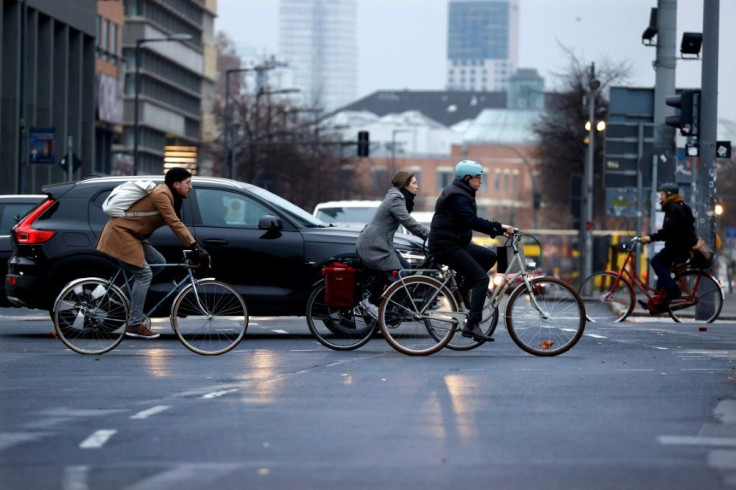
[658,435,736,447]
[63,465,90,490]
[584,333,607,339]
[79,429,117,449]
[0,432,50,451]
[130,405,171,420]
[201,388,239,399]
[271,330,288,334]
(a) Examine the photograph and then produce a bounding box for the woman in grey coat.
[356,171,429,317]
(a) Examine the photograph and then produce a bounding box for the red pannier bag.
[322,261,357,308]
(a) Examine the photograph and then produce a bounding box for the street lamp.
[222,67,259,179]
[581,62,601,282]
[133,33,192,175]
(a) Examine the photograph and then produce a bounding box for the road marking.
[0,432,50,451]
[271,330,288,334]
[79,429,117,449]
[585,333,607,339]
[658,435,736,447]
[201,388,239,399]
[131,405,170,419]
[63,465,89,490]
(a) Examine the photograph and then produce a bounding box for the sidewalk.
[629,289,736,321]
[719,290,736,321]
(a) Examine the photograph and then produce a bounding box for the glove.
[187,242,210,266]
[640,235,651,244]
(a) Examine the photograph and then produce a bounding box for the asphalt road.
[0,308,735,489]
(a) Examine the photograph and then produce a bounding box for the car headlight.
[398,249,425,265]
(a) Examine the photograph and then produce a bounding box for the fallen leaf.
[540,340,555,349]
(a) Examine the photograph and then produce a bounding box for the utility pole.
[698,0,719,248]
[581,63,599,283]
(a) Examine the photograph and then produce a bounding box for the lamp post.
[222,67,254,179]
[133,33,192,175]
[581,63,601,282]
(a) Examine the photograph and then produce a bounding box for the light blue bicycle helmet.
[454,160,484,180]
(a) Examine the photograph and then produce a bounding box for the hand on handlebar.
[639,235,651,244]
[501,225,516,237]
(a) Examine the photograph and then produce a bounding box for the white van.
[313,200,381,228]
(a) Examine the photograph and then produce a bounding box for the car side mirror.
[258,215,282,230]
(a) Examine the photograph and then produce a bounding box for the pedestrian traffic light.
[357,131,369,157]
[665,90,700,137]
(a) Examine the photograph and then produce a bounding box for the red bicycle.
[578,236,723,323]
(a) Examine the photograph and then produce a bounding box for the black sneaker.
[461,322,494,342]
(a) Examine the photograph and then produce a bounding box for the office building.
[115,0,214,175]
[278,0,358,112]
[1,0,97,194]
[447,0,519,92]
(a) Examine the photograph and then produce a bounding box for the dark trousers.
[650,247,679,291]
[434,243,496,325]
[367,251,410,304]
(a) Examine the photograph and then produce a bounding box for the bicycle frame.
[107,257,216,321]
[389,232,549,324]
[603,241,658,301]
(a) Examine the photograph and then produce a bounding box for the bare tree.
[532,50,630,229]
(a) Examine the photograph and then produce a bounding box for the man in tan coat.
[96,167,208,338]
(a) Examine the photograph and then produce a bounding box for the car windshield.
[248,186,326,227]
[316,207,377,224]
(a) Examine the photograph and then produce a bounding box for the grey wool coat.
[355,187,429,270]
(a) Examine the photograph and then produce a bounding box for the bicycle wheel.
[578,271,635,323]
[443,289,499,351]
[505,277,585,356]
[306,279,377,351]
[53,278,129,355]
[378,276,459,356]
[172,280,248,355]
[668,271,723,323]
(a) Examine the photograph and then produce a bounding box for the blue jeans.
[434,243,496,326]
[122,243,165,327]
[650,247,678,291]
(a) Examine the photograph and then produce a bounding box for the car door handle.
[202,238,228,246]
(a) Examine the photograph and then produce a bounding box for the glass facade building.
[446,0,518,92]
[279,0,357,112]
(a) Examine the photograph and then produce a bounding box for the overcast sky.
[215,0,735,123]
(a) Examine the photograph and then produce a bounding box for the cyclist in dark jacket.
[428,160,513,341]
[641,183,698,304]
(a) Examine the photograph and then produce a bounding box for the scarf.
[661,194,684,209]
[399,187,415,213]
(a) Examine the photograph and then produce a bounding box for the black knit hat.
[657,182,679,195]
[165,167,192,185]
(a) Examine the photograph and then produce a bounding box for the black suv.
[6,176,424,316]
[0,194,45,305]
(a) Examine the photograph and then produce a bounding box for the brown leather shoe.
[125,324,160,339]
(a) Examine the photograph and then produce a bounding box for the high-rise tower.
[446,0,519,92]
[279,0,358,112]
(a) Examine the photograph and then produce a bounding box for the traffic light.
[357,131,369,157]
[665,90,700,137]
